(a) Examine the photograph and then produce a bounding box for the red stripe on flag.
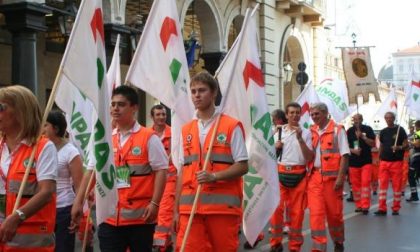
[243,61,264,89]
[160,17,178,51]
[301,102,310,114]
[90,8,105,43]
[412,80,420,89]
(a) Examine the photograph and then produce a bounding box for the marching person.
[346,114,376,214]
[43,110,84,252]
[269,102,313,252]
[308,102,349,252]
[149,104,177,251]
[406,120,420,202]
[0,85,58,251]
[72,85,168,252]
[375,112,408,216]
[173,71,248,251]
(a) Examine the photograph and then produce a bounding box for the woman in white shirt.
[44,110,83,252]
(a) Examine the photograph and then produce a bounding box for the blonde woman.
[0,85,57,251]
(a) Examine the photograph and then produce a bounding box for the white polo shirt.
[278,125,312,166]
[0,140,57,195]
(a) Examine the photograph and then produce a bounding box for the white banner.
[216,7,279,245]
[341,47,380,104]
[315,78,351,122]
[56,0,117,225]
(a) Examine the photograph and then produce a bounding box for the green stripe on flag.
[169,58,182,84]
[97,58,105,88]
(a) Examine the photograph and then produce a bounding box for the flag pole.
[180,6,256,251]
[11,0,88,213]
[393,106,406,150]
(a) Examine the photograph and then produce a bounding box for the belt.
[279,165,306,171]
[313,166,321,171]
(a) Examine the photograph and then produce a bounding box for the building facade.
[0,0,329,125]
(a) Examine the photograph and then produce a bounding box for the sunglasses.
[0,103,7,112]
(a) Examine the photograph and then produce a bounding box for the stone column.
[0,2,51,96]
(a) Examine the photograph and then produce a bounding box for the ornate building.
[0,0,328,125]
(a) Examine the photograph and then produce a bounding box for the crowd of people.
[0,71,419,252]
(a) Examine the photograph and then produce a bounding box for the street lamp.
[283,63,293,84]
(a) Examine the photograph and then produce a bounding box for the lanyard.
[116,131,134,165]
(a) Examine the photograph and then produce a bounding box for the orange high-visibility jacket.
[310,121,343,178]
[107,127,156,226]
[3,137,56,252]
[151,125,177,178]
[180,114,244,216]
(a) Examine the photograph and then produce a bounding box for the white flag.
[106,34,122,96]
[125,0,193,170]
[295,81,320,129]
[55,0,117,225]
[216,7,279,245]
[374,88,398,119]
[315,78,351,122]
[405,71,420,119]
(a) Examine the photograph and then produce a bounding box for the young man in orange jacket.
[308,103,349,252]
[173,72,248,251]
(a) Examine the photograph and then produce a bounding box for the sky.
[327,0,420,76]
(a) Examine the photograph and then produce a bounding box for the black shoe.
[406,197,419,202]
[334,243,344,252]
[374,210,387,216]
[373,191,377,195]
[362,209,369,215]
[354,208,362,212]
[392,211,399,215]
[346,196,354,202]
[270,244,283,252]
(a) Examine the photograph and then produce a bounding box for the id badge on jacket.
[116,165,131,188]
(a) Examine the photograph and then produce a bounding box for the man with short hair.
[149,104,177,251]
[269,102,313,252]
[308,102,349,252]
[346,114,376,214]
[72,85,168,252]
[375,112,408,216]
[173,71,248,251]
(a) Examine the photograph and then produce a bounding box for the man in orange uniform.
[375,112,408,216]
[269,102,313,252]
[346,114,376,214]
[308,103,349,252]
[72,85,168,252]
[150,104,177,251]
[173,72,248,251]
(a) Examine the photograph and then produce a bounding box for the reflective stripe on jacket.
[3,137,55,251]
[311,121,342,178]
[107,127,156,226]
[180,114,244,216]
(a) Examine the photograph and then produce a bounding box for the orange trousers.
[176,214,240,252]
[307,171,344,252]
[371,158,379,192]
[349,164,372,209]
[270,178,307,251]
[378,160,403,212]
[401,151,409,192]
[153,176,177,248]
